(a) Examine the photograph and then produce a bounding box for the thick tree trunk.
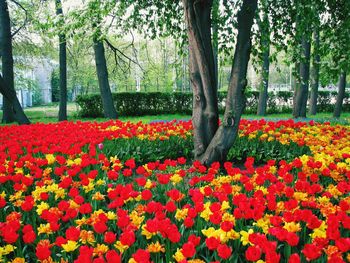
[1,96,14,122]
[293,35,311,118]
[56,0,67,121]
[212,0,219,89]
[257,47,270,116]
[309,28,320,115]
[333,71,346,118]
[300,37,311,117]
[0,74,30,124]
[1,0,14,123]
[93,39,117,119]
[257,12,270,116]
[200,0,257,164]
[183,0,219,158]
[0,0,29,124]
[292,63,299,115]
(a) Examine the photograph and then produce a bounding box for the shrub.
[76,90,345,117]
[276,91,293,111]
[317,91,334,112]
[76,94,104,117]
[173,92,192,114]
[51,70,60,103]
[76,92,189,117]
[344,92,350,111]
[245,90,259,114]
[267,92,278,113]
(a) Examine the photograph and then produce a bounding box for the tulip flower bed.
[0,119,350,263]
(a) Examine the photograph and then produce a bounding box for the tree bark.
[1,0,14,123]
[333,71,346,118]
[56,0,67,121]
[93,38,117,119]
[200,0,257,164]
[0,74,30,124]
[309,28,320,115]
[293,35,311,118]
[183,0,219,158]
[1,96,14,122]
[292,63,299,115]
[257,47,270,116]
[257,11,270,116]
[212,0,219,89]
[0,0,29,124]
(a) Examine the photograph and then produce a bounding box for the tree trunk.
[0,0,29,124]
[257,11,270,116]
[212,0,219,89]
[293,35,311,118]
[0,74,30,124]
[292,63,299,115]
[1,0,14,123]
[257,47,270,116]
[1,96,14,122]
[93,39,117,119]
[183,0,219,158]
[309,28,320,115]
[56,0,67,121]
[163,39,168,89]
[181,45,189,92]
[200,0,257,164]
[333,71,346,118]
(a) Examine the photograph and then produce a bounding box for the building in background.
[0,58,56,108]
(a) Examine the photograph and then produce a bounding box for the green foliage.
[227,135,311,164]
[267,92,278,113]
[317,91,337,112]
[115,92,173,115]
[135,38,178,92]
[119,0,243,58]
[277,91,293,102]
[75,94,104,118]
[101,135,193,164]
[100,132,311,165]
[121,1,184,41]
[275,91,293,113]
[172,93,192,114]
[76,90,348,118]
[51,69,60,102]
[315,89,350,113]
[32,89,43,106]
[244,90,259,114]
[76,92,193,117]
[267,0,323,55]
[319,0,350,78]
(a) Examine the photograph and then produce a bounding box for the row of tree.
[1,0,349,164]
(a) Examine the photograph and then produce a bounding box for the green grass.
[0,103,190,124]
[1,102,349,125]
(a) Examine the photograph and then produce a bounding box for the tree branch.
[104,38,144,72]
[9,0,28,37]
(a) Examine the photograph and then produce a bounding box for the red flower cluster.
[0,119,349,262]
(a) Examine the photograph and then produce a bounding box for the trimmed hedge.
[76,92,192,117]
[76,90,349,117]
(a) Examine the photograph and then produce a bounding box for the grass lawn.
[1,102,349,124]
